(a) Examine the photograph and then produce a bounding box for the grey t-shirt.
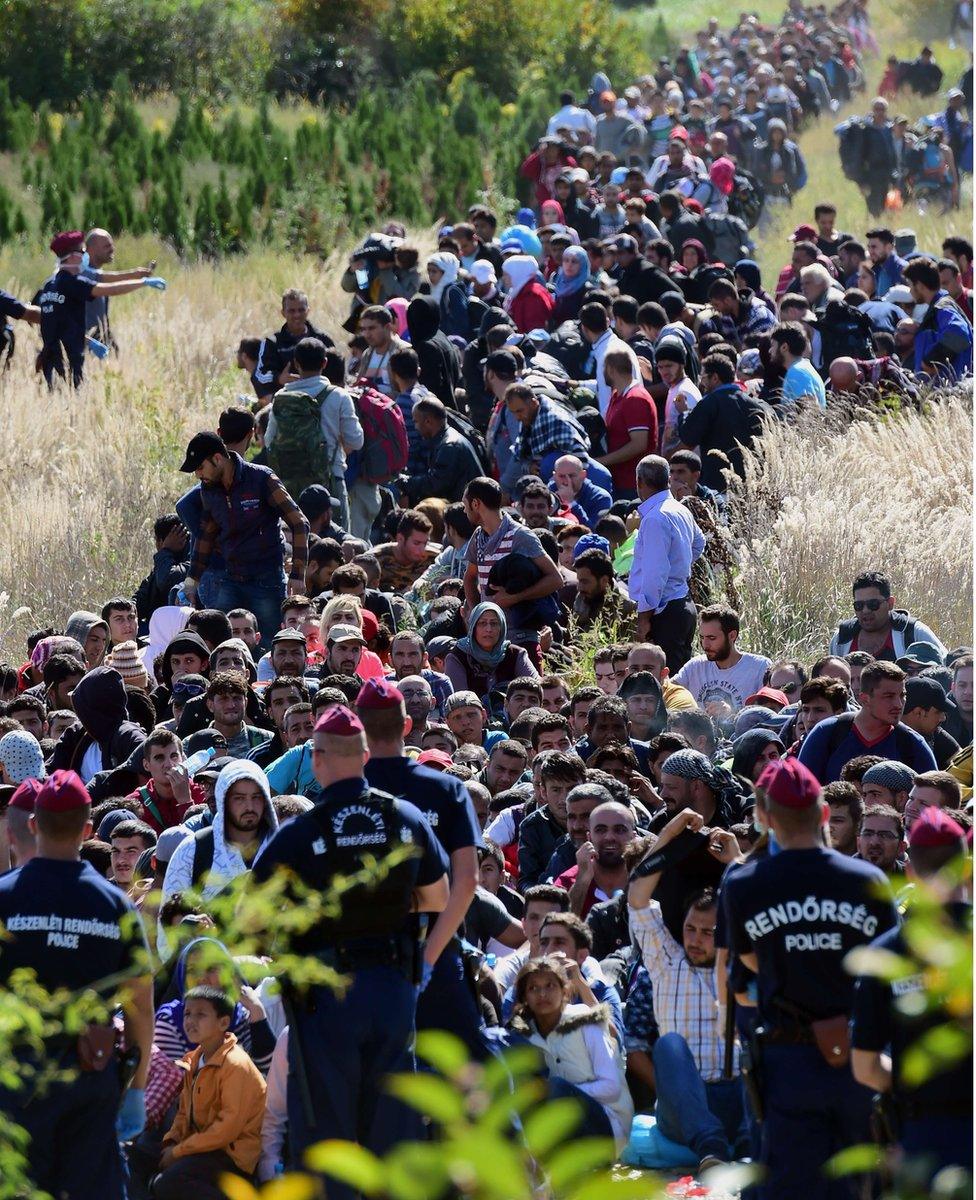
[463,885,516,949]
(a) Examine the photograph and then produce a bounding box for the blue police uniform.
[252,776,447,1197]
[365,756,487,1056]
[37,268,97,386]
[851,902,973,1179]
[0,857,149,1200]
[723,846,899,1199]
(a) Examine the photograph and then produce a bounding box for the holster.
[77,1024,117,1073]
[810,1013,850,1069]
[870,1092,899,1147]
[740,1026,765,1123]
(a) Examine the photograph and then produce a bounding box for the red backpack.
[348,382,410,485]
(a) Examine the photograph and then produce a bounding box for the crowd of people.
[0,3,972,1200]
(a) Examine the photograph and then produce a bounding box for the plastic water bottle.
[484,953,497,970]
[184,747,217,777]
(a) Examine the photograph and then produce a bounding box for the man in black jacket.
[611,235,674,305]
[252,287,335,399]
[659,192,715,260]
[675,355,769,492]
[401,397,483,505]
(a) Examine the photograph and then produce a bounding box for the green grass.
[621,0,784,43]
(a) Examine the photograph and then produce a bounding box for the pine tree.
[193,183,221,258]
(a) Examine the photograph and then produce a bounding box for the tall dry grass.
[728,395,974,659]
[0,232,441,655]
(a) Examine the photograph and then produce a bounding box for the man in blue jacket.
[904,259,973,382]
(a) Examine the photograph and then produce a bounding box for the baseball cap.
[896,641,944,669]
[35,770,90,813]
[314,705,365,736]
[445,691,484,716]
[909,807,966,849]
[180,432,227,473]
[789,223,818,242]
[756,758,821,808]
[298,484,340,521]
[484,350,519,378]
[904,676,951,713]
[885,284,913,305]
[326,623,366,646]
[272,629,307,646]
[417,749,453,770]
[196,755,234,781]
[50,230,85,257]
[425,636,455,660]
[607,234,639,255]
[154,825,191,864]
[744,687,790,710]
[572,533,611,559]
[356,678,404,709]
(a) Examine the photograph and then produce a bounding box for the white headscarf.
[502,255,540,311]
[427,252,460,302]
[145,605,193,676]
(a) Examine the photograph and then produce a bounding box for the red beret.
[757,757,821,809]
[8,778,42,814]
[314,704,365,737]
[35,770,90,813]
[359,608,379,642]
[356,678,404,710]
[50,230,85,258]
[909,807,966,849]
[417,749,453,770]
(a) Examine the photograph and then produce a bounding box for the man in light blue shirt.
[772,321,827,409]
[628,454,705,673]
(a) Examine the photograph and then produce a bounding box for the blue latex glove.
[144,277,167,291]
[86,337,109,359]
[117,1087,146,1141]
[417,959,434,996]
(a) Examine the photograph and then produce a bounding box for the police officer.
[37,230,166,387]
[355,677,486,1055]
[251,705,449,1196]
[722,758,899,1199]
[0,771,153,1200]
[0,285,40,368]
[851,808,973,1181]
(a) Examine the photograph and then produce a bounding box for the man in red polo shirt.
[597,349,658,500]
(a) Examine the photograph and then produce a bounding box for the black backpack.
[818,300,874,367]
[837,119,867,182]
[820,712,924,766]
[444,408,491,473]
[190,826,215,887]
[728,168,765,229]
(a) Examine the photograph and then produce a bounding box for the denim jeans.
[198,568,225,610]
[547,1076,614,1140]
[652,1032,746,1160]
[214,570,286,652]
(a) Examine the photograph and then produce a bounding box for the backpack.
[836,118,867,182]
[444,408,491,473]
[818,300,874,365]
[347,383,409,485]
[727,168,765,229]
[820,712,923,767]
[266,384,339,498]
[190,826,215,887]
[705,214,750,267]
[547,320,592,378]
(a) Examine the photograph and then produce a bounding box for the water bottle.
[484,953,497,970]
[184,747,217,777]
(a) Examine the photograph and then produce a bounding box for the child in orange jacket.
[154,986,267,1199]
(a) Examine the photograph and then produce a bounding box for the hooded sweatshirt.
[161,759,278,904]
[154,935,276,1075]
[406,295,461,406]
[144,605,192,681]
[50,666,147,781]
[64,610,109,667]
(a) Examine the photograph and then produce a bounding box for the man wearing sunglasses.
[829,571,946,663]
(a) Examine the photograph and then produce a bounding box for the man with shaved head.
[555,799,637,916]
[827,356,860,395]
[549,454,612,526]
[83,226,154,350]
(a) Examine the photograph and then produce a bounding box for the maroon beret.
[35,770,90,813]
[909,807,966,849]
[314,705,365,737]
[356,678,404,710]
[757,757,821,809]
[50,230,85,258]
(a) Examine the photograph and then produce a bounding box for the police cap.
[35,769,91,813]
[756,758,821,808]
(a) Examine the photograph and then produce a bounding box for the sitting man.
[628,807,746,1173]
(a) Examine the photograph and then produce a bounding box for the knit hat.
[30,634,85,672]
[0,730,46,785]
[861,760,916,794]
[654,337,687,365]
[572,533,611,559]
[105,641,149,689]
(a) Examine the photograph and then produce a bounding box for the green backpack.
[266,385,339,498]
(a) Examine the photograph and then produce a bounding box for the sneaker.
[698,1154,729,1175]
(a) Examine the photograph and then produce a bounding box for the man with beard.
[517,751,586,891]
[183,673,272,759]
[555,800,637,917]
[323,625,366,677]
[628,806,745,1175]
[824,781,862,856]
[397,675,437,747]
[483,740,530,796]
[543,781,609,882]
[855,805,907,876]
[674,604,771,716]
[387,631,453,720]
[248,677,309,769]
[617,671,665,744]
